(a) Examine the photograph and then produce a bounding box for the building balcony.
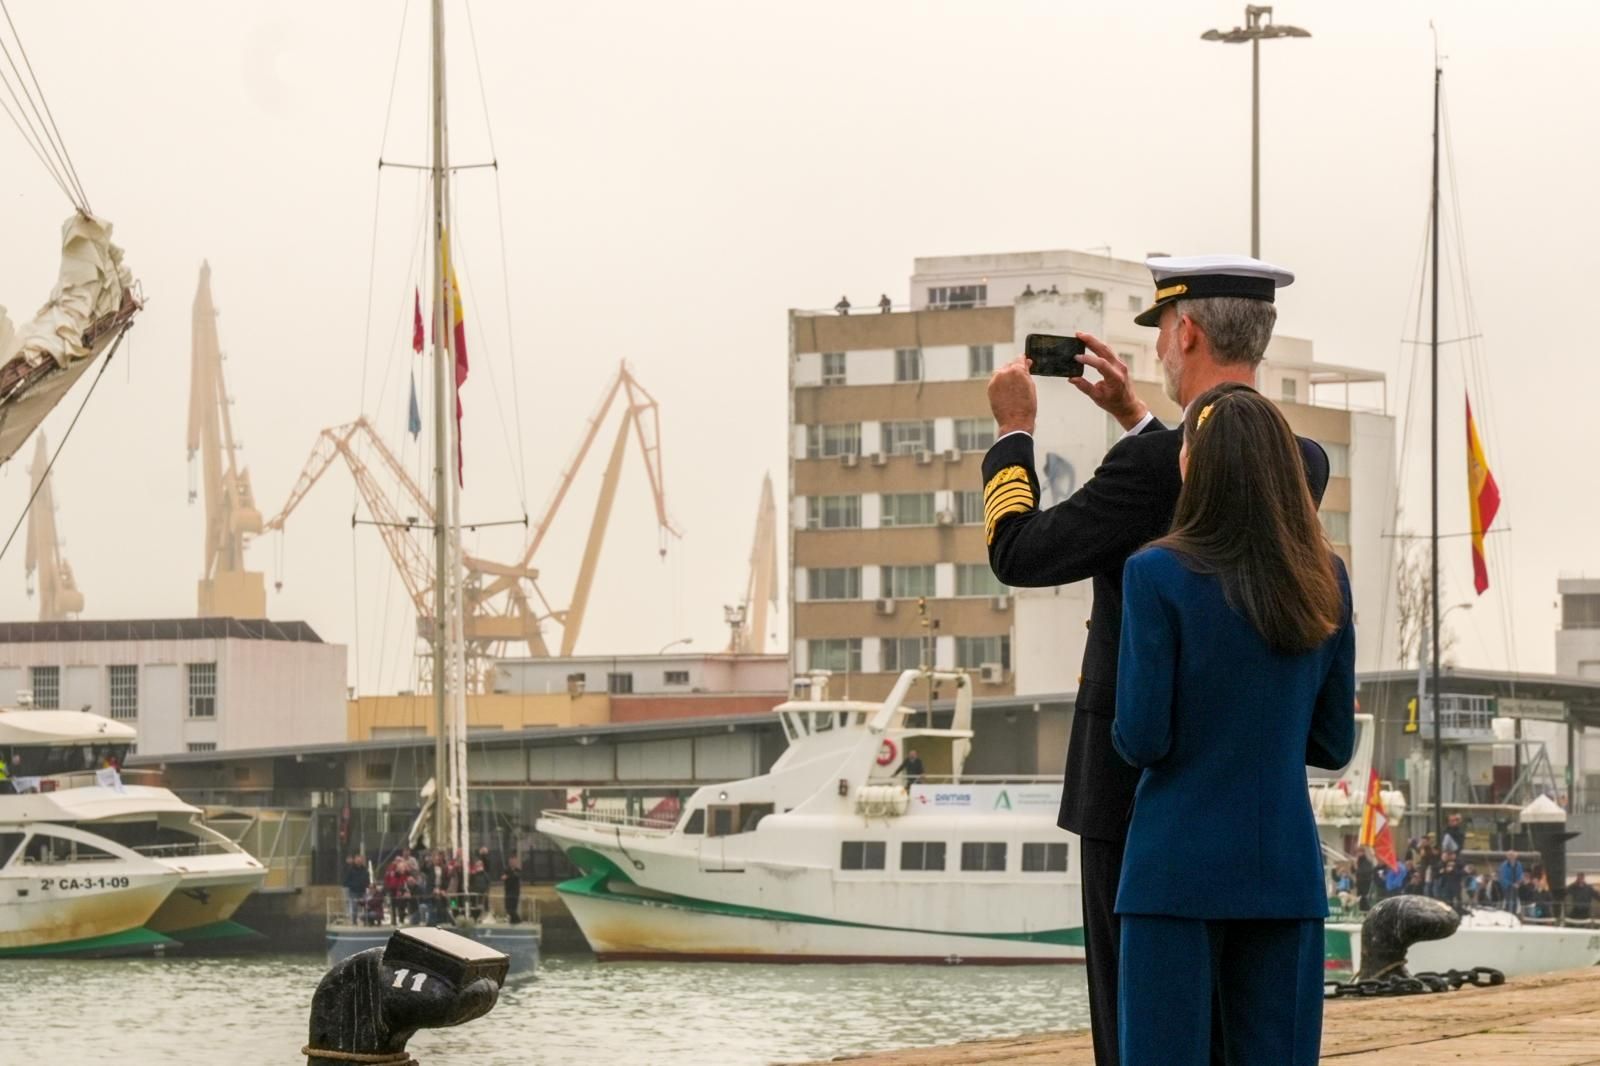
[1415,693,1498,742]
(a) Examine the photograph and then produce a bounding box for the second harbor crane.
[266,362,679,687]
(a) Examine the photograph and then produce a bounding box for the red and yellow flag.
[1466,394,1500,595]
[1358,769,1398,869]
[441,234,470,486]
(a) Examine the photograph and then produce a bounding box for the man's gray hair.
[1172,296,1276,367]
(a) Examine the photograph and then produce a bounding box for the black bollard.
[305,926,509,1065]
[1355,895,1460,981]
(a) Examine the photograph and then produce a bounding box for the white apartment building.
[0,618,347,756]
[789,249,1398,702]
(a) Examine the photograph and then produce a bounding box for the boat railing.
[132,840,235,859]
[910,775,1061,786]
[328,892,539,929]
[21,768,163,792]
[537,808,677,835]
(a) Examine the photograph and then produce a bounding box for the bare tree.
[1394,533,1460,668]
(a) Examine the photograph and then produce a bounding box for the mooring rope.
[301,1046,418,1066]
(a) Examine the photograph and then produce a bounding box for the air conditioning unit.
[979,662,1005,684]
[916,449,934,465]
[991,594,1011,611]
[935,509,956,527]
[840,453,860,468]
[874,598,897,616]
[943,448,961,463]
[870,452,889,467]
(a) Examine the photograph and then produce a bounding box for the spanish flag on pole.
[1358,769,1398,869]
[442,233,470,486]
[1466,394,1500,595]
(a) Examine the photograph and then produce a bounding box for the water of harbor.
[7,952,1089,1065]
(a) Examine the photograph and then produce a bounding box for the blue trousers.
[1119,915,1324,1066]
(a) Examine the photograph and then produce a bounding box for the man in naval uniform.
[981,256,1331,1066]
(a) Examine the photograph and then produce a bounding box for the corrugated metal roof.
[0,618,325,644]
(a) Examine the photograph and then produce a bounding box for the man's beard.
[1159,345,1183,404]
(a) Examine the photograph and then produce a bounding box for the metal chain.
[1324,965,1504,999]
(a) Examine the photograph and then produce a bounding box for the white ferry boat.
[0,708,267,956]
[537,670,1081,963]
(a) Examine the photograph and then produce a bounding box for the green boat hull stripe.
[0,926,178,958]
[557,847,1084,947]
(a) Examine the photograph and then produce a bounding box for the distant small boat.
[0,707,266,957]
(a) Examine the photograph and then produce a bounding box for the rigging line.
[371,174,431,438]
[376,0,413,161]
[461,0,498,160]
[351,521,363,698]
[0,6,87,211]
[0,81,73,203]
[355,164,387,456]
[0,325,130,566]
[491,168,529,511]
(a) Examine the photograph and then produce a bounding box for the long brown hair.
[1153,382,1342,654]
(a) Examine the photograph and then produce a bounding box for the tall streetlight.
[657,636,693,656]
[1201,6,1311,258]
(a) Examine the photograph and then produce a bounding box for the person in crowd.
[1567,872,1596,921]
[1499,851,1525,914]
[503,855,523,924]
[1441,813,1465,854]
[983,255,1330,1066]
[834,295,850,315]
[0,751,12,795]
[467,859,490,920]
[1111,385,1355,1066]
[1436,854,1465,907]
[897,748,925,787]
[1021,283,1035,297]
[343,854,370,923]
[878,293,892,314]
[1355,847,1376,910]
[362,882,385,926]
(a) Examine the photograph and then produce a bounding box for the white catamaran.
[539,670,1082,963]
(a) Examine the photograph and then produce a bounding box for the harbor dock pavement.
[797,966,1600,1064]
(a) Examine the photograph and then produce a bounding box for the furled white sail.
[0,213,138,464]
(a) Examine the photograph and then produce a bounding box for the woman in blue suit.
[1113,382,1356,1066]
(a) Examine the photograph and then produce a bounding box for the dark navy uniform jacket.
[982,424,1329,842]
[1113,546,1356,919]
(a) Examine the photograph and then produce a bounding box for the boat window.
[813,712,833,733]
[739,803,774,833]
[0,832,22,868]
[840,841,886,871]
[781,715,796,741]
[786,713,809,738]
[960,841,1007,872]
[21,834,117,865]
[1021,842,1069,873]
[706,805,738,838]
[900,840,946,871]
[837,711,850,728]
[682,809,705,835]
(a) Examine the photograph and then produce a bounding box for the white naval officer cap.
[1133,254,1295,328]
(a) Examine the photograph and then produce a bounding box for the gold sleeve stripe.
[986,500,1031,545]
[984,464,1029,496]
[984,484,1034,522]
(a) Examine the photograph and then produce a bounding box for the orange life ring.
[876,738,897,767]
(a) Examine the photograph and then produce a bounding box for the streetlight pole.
[657,637,693,656]
[1201,6,1311,259]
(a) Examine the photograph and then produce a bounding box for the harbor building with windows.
[789,249,1397,702]
[0,618,347,756]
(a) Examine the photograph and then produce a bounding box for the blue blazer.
[1112,546,1356,921]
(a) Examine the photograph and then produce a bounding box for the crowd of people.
[341,844,523,927]
[1329,817,1599,922]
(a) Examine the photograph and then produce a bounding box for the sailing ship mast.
[1428,61,1444,849]
[428,0,471,867]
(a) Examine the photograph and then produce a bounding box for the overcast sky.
[0,0,1594,691]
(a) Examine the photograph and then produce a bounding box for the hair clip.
[1195,403,1215,430]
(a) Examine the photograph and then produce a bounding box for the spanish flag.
[442,235,470,486]
[1466,395,1500,595]
[1358,769,1397,869]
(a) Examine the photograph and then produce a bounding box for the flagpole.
[429,0,452,854]
[1429,60,1444,849]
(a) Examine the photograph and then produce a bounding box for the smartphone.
[1025,334,1086,378]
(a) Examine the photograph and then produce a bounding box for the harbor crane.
[726,472,777,654]
[188,263,266,618]
[24,433,84,621]
[266,362,680,686]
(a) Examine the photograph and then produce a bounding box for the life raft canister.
[876,738,897,767]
